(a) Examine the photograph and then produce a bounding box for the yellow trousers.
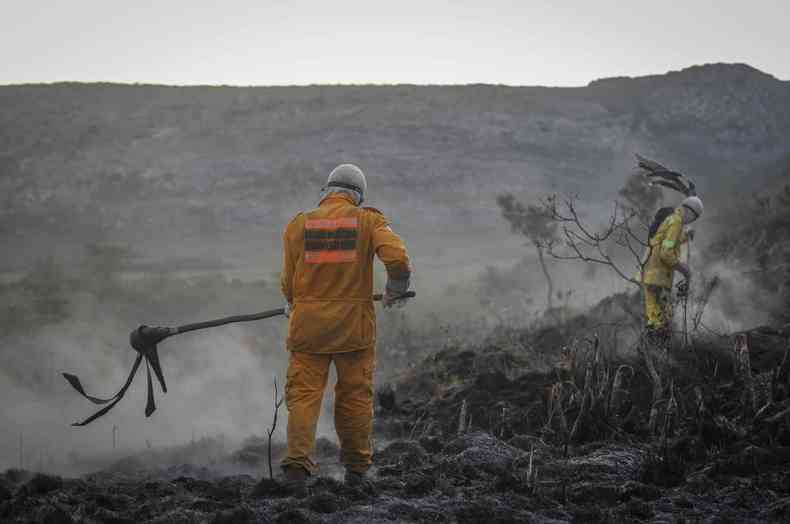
[644,284,673,332]
[281,347,375,475]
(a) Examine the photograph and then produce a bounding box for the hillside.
[1,63,789,278]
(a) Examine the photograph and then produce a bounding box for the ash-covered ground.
[3,316,789,524]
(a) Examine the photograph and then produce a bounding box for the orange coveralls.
[280,192,411,474]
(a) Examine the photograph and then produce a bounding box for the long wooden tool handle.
[372,290,416,301]
[175,308,286,335]
[170,291,416,336]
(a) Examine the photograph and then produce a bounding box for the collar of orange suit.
[319,192,358,207]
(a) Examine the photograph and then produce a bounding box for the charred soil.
[3,331,790,523]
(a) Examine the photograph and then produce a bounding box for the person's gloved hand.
[383,291,411,308]
[676,280,689,299]
[383,277,411,309]
[686,228,696,242]
[283,303,291,318]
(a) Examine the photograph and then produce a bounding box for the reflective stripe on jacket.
[642,208,685,289]
[281,193,411,353]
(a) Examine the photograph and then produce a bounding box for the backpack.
[648,207,675,240]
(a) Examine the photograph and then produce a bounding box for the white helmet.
[326,164,366,205]
[681,196,703,221]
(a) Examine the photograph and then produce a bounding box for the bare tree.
[267,376,286,480]
[497,194,558,309]
[500,173,660,293]
[538,194,646,287]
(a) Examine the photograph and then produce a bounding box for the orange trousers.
[280,347,375,475]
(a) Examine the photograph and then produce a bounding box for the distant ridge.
[2,63,785,90]
[589,63,781,87]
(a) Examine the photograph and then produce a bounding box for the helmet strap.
[682,204,699,220]
[326,181,364,204]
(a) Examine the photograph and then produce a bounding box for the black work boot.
[283,466,309,498]
[344,469,367,488]
[645,326,669,348]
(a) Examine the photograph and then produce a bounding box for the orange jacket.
[281,193,411,354]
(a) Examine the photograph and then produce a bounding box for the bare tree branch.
[536,194,644,288]
[267,376,286,480]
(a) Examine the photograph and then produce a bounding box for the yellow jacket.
[642,208,687,289]
[281,193,411,354]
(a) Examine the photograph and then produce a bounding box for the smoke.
[0,264,376,476]
[0,311,288,473]
[1,143,784,478]
[696,260,781,334]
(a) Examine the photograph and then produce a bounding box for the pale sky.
[1,0,787,86]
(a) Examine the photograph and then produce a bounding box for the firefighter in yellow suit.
[280,164,411,490]
[641,196,703,336]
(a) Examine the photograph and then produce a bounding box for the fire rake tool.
[635,154,697,197]
[636,154,698,346]
[63,291,415,426]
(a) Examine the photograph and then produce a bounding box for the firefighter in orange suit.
[280,164,411,490]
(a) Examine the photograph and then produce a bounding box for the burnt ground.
[2,334,790,523]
